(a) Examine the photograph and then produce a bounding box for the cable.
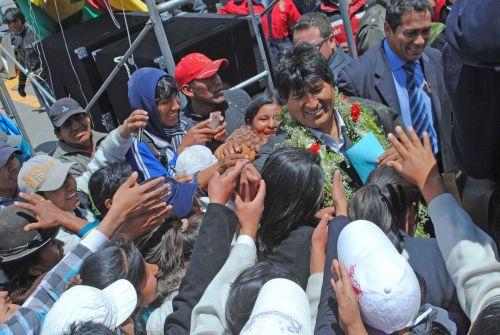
[119,0,137,70]
[52,0,90,105]
[26,0,55,95]
[103,0,121,29]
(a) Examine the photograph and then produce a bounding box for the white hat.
[41,279,137,335]
[240,278,312,335]
[337,220,421,334]
[175,145,218,176]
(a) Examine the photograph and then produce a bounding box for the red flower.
[308,143,321,154]
[351,103,361,122]
[341,94,349,101]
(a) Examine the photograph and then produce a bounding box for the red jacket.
[321,0,368,46]
[219,0,301,40]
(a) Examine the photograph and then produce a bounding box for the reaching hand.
[219,152,248,173]
[315,206,336,220]
[377,147,402,166]
[120,109,149,138]
[116,201,172,239]
[386,126,445,203]
[15,193,87,234]
[221,141,243,158]
[208,161,245,205]
[234,179,266,240]
[237,163,261,202]
[331,260,367,335]
[99,172,171,238]
[332,170,349,217]
[310,214,331,274]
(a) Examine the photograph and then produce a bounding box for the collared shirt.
[0,229,109,335]
[383,40,435,133]
[308,108,346,153]
[51,130,107,177]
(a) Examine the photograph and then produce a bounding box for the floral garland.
[276,89,389,206]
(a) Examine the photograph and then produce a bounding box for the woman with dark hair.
[79,235,159,334]
[259,147,323,256]
[215,95,281,162]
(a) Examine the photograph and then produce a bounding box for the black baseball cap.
[49,97,87,128]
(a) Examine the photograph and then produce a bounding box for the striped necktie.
[403,62,437,153]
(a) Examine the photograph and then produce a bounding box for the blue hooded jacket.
[126,67,177,181]
[128,67,171,141]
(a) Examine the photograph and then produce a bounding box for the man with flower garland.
[253,43,403,186]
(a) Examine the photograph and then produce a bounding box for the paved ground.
[2,76,58,153]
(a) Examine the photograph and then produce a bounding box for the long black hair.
[225,262,299,334]
[79,235,146,300]
[259,147,324,254]
[349,165,422,252]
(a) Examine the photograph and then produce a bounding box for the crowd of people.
[0,0,499,334]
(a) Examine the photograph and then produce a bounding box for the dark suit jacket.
[337,44,455,171]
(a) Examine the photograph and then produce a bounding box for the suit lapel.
[421,50,442,125]
[374,47,401,114]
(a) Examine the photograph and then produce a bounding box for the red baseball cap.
[174,53,229,88]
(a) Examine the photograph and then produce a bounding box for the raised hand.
[377,147,402,166]
[120,109,149,138]
[331,260,367,335]
[310,214,331,274]
[386,126,445,203]
[332,170,349,217]
[99,172,171,238]
[234,179,266,240]
[15,193,87,234]
[207,161,245,205]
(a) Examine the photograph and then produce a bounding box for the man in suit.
[337,0,455,172]
[254,43,402,179]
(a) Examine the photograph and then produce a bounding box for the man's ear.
[104,198,113,210]
[181,83,195,98]
[383,21,392,38]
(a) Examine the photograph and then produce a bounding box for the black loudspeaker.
[93,13,271,125]
[41,13,149,132]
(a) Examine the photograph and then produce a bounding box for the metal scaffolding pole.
[247,0,275,92]
[0,44,56,103]
[84,21,154,114]
[339,0,358,58]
